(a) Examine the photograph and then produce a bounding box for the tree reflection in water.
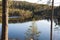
[25,18,40,40]
[54,19,60,40]
[54,18,60,31]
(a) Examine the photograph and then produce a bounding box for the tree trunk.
[1,0,8,40]
[50,0,54,40]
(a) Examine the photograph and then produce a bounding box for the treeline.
[9,1,50,17]
[0,1,60,23]
[8,1,60,18]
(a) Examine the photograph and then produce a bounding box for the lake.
[0,19,60,40]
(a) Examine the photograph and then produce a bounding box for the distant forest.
[0,1,60,23]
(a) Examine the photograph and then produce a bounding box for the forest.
[0,1,60,23]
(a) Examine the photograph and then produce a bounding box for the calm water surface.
[0,20,60,40]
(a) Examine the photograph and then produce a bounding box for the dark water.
[0,19,60,40]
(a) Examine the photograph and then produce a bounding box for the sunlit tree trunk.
[50,0,54,40]
[1,0,8,40]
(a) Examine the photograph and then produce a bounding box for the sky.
[0,0,60,6]
[16,0,60,6]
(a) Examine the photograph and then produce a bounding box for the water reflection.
[8,20,50,40]
[54,18,60,31]
[53,18,60,40]
[25,18,40,40]
[0,19,60,40]
[54,18,60,26]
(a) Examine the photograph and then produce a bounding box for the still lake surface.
[0,19,60,40]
